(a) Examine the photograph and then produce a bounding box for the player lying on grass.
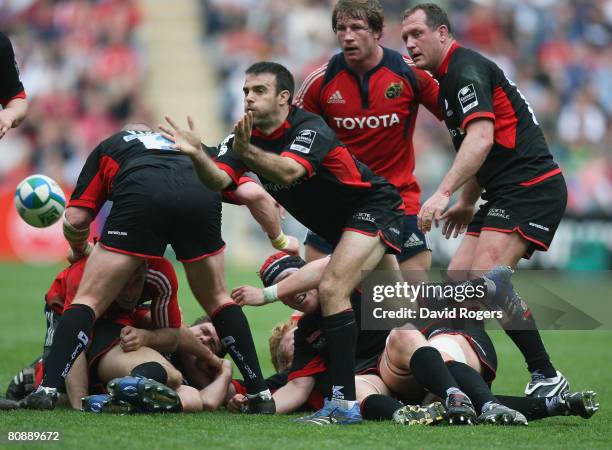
[230,252,598,425]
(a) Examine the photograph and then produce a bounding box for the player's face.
[115,263,146,310]
[279,327,296,370]
[190,322,222,356]
[401,10,445,71]
[335,15,380,66]
[243,73,285,128]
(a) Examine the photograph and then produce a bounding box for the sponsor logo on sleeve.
[458,84,478,113]
[290,130,316,153]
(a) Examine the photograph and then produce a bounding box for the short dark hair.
[245,61,295,99]
[332,0,384,34]
[402,3,452,35]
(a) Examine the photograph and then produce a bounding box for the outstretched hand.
[232,111,253,154]
[159,115,203,158]
[231,285,265,307]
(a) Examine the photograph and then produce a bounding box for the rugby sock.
[361,394,404,420]
[494,395,551,420]
[40,304,95,389]
[211,303,267,394]
[409,346,461,400]
[323,309,357,403]
[505,329,556,378]
[446,361,497,413]
[130,362,168,384]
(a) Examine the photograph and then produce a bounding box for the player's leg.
[398,214,431,282]
[446,233,480,280]
[379,327,478,424]
[355,374,391,403]
[471,230,564,395]
[21,245,142,409]
[182,253,271,409]
[303,230,333,262]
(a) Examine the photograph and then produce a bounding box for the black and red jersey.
[288,291,388,382]
[69,130,191,214]
[45,256,182,328]
[214,107,403,241]
[0,32,26,107]
[435,42,560,191]
[294,48,442,214]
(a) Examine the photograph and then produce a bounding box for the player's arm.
[0,97,27,138]
[199,359,232,411]
[232,180,299,254]
[233,112,306,186]
[64,353,88,410]
[159,115,233,191]
[418,119,493,232]
[231,257,329,312]
[63,206,95,262]
[272,376,316,414]
[119,325,179,353]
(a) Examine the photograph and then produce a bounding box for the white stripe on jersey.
[294,63,328,107]
[146,269,172,328]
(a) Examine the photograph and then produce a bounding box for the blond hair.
[269,318,297,372]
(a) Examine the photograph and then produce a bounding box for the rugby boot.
[477,402,528,425]
[525,370,569,398]
[107,376,180,413]
[81,394,132,414]
[392,402,446,425]
[18,386,57,410]
[445,391,477,425]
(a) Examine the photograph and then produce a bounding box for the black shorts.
[467,173,567,258]
[101,161,225,261]
[86,320,124,391]
[426,327,498,384]
[305,214,430,262]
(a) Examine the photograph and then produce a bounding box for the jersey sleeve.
[293,66,326,115]
[214,133,248,186]
[448,62,495,130]
[415,68,443,120]
[280,116,337,177]
[147,258,182,328]
[0,32,25,106]
[68,141,119,214]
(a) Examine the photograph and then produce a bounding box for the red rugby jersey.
[295,47,442,214]
[45,256,181,328]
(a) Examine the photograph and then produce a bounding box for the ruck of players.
[2,0,600,430]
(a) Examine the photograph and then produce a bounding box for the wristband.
[270,232,289,250]
[262,285,280,303]
[63,211,90,249]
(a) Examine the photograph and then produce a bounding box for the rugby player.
[294,0,442,271]
[0,31,28,139]
[20,125,274,413]
[401,3,569,397]
[161,61,408,424]
[234,253,598,425]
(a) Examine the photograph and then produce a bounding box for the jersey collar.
[252,114,291,140]
[434,41,461,79]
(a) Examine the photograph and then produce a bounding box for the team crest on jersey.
[385,82,403,99]
[290,130,316,153]
[458,84,479,113]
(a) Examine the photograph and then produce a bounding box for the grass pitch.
[0,261,609,449]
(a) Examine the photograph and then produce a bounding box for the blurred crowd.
[0,0,610,218]
[0,0,148,190]
[202,0,612,217]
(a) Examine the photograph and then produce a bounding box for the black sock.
[409,346,460,400]
[505,327,556,377]
[494,394,551,420]
[131,362,168,384]
[361,394,404,420]
[41,304,95,389]
[323,309,357,402]
[446,361,497,413]
[211,303,266,394]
